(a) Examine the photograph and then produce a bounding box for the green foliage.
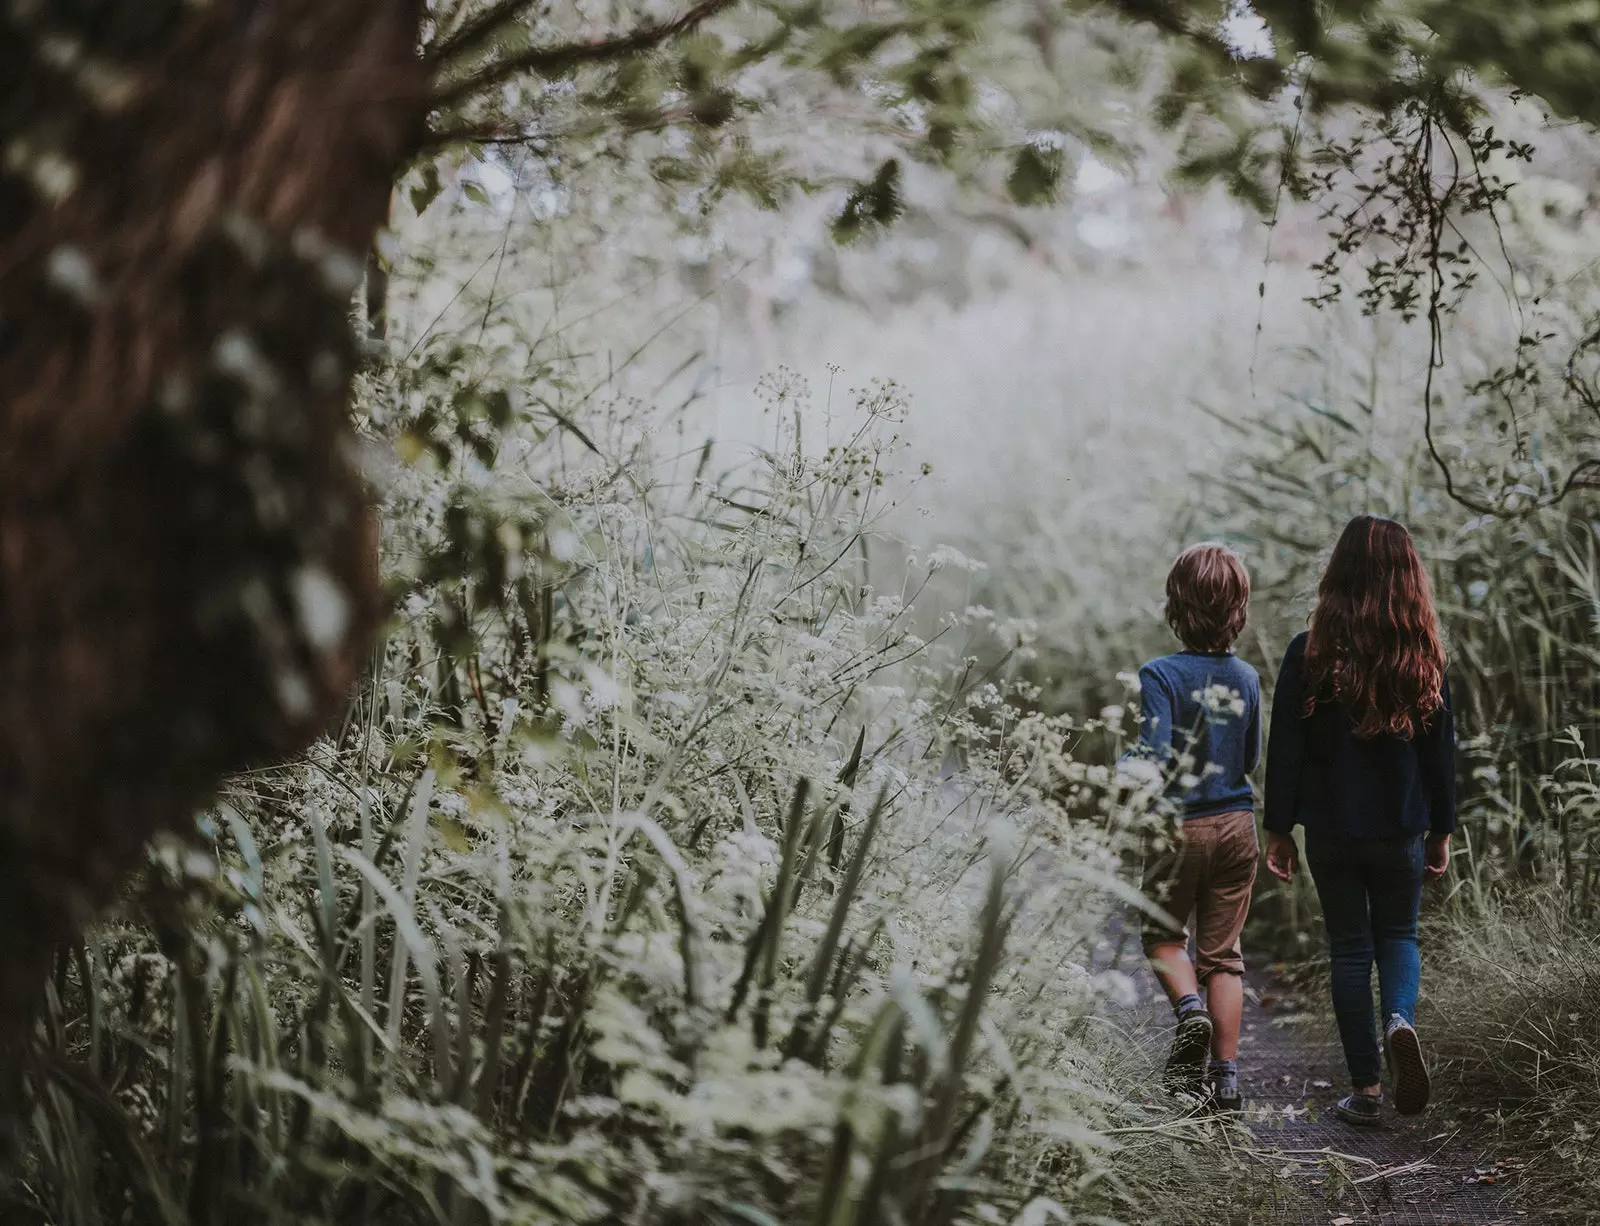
[1005,144,1065,207]
[420,0,1085,230]
[30,2,1600,1218]
[6,341,1224,1222]
[1425,883,1600,1213]
[831,160,904,243]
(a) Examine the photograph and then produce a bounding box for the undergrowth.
[1423,739,1600,1216]
[949,283,1600,1216]
[1178,319,1600,1209]
[1425,885,1600,1214]
[4,349,1254,1223]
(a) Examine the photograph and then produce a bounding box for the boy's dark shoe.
[1208,1057,1241,1113]
[1334,1092,1382,1127]
[1161,1009,1213,1095]
[1210,1083,1242,1113]
[1385,1015,1431,1116]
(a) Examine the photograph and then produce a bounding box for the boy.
[1127,542,1260,1111]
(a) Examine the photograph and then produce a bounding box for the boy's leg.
[1304,834,1382,1093]
[1192,809,1257,1108]
[1205,972,1243,1059]
[1146,942,1200,1005]
[1141,829,1210,1093]
[1191,810,1257,1052]
[1151,947,1212,1096]
[1140,833,1200,1006]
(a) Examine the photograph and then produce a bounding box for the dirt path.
[1235,976,1526,1225]
[1095,926,1530,1224]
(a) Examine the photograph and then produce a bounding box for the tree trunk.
[0,0,428,1080]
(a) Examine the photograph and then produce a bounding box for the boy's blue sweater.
[1133,649,1262,820]
[1264,632,1456,839]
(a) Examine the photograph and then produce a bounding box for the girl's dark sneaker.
[1385,1015,1431,1116]
[1334,1092,1382,1126]
[1161,1009,1213,1095]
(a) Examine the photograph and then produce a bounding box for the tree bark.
[0,0,428,1076]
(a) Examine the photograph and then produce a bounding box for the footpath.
[1233,977,1526,1225]
[1096,925,1530,1225]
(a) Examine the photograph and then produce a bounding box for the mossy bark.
[0,0,428,1085]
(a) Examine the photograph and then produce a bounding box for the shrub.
[1425,884,1600,1212]
[6,355,1235,1224]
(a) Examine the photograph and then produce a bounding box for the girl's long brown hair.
[1303,514,1445,740]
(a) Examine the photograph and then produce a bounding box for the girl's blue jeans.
[1304,832,1425,1088]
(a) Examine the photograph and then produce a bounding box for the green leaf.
[409,162,444,216]
[45,1058,186,1226]
[831,159,903,244]
[1006,144,1065,207]
[650,156,703,186]
[463,180,491,206]
[433,813,471,854]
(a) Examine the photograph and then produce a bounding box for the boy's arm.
[1263,644,1306,834]
[1419,674,1457,837]
[1243,676,1262,776]
[1133,664,1175,762]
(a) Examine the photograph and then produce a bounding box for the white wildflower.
[925,543,987,573]
[1117,757,1162,789]
[550,528,581,560]
[1193,683,1246,718]
[583,663,623,710]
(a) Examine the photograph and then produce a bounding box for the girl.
[1263,515,1454,1126]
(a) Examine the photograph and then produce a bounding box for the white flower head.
[925,544,987,573]
[1194,684,1246,719]
[1117,757,1162,789]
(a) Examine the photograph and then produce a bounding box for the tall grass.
[1179,314,1600,1204]
[2,335,1251,1223]
[928,259,1600,1208]
[1423,883,1600,1211]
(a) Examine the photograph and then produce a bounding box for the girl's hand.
[1424,833,1450,881]
[1266,831,1298,882]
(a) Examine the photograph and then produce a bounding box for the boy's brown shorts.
[1140,808,1259,982]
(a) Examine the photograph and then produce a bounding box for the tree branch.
[426,0,541,68]
[421,102,703,154]
[431,0,738,110]
[1419,110,1502,517]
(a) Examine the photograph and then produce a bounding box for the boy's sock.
[1209,1057,1239,1102]
[1174,992,1205,1020]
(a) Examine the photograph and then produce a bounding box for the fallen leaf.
[1332,1217,1356,1225]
